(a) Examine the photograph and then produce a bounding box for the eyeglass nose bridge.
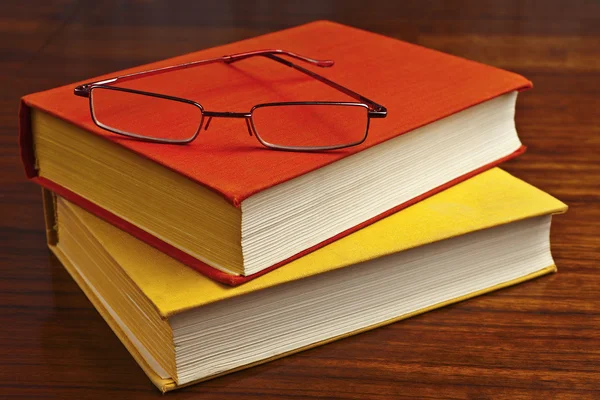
[202,111,254,136]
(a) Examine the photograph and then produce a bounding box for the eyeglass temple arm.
[223,49,335,67]
[73,49,387,116]
[254,53,387,117]
[73,49,331,97]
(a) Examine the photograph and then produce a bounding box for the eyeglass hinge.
[368,106,387,118]
[74,84,91,98]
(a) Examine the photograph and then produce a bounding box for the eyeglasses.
[74,49,387,152]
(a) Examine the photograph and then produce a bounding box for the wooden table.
[1,1,598,398]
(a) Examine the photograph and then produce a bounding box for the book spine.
[41,188,58,245]
[19,100,37,179]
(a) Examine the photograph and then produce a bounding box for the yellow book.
[43,168,566,392]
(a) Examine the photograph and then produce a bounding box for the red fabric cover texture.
[19,20,531,206]
[34,145,525,286]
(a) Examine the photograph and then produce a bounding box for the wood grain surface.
[1,1,598,398]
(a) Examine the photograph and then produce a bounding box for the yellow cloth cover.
[43,168,567,391]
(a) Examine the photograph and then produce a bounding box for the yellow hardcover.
[43,168,567,391]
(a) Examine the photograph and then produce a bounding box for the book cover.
[21,20,531,202]
[43,168,566,391]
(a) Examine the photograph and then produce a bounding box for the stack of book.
[20,21,566,392]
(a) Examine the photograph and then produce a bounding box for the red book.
[20,21,530,285]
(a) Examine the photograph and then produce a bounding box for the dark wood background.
[1,1,598,398]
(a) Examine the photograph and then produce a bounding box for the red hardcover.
[20,21,530,285]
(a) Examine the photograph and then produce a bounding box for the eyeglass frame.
[73,49,388,152]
